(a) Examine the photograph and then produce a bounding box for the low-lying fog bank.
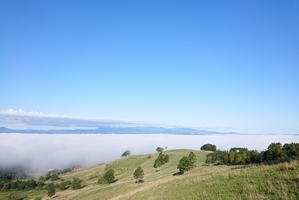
[0,133,298,175]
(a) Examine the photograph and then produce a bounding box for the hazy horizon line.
[0,109,296,135]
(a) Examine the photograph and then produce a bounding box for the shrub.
[71,177,82,189]
[133,166,144,183]
[97,169,115,184]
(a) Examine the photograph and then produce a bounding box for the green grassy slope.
[56,150,299,200]
[53,150,209,200]
[1,150,298,200]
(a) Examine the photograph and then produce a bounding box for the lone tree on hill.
[133,166,144,183]
[47,183,56,198]
[121,150,131,157]
[156,147,164,153]
[201,143,217,151]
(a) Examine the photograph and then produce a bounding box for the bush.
[97,176,106,184]
[98,169,115,184]
[133,166,144,183]
[71,177,82,189]
[47,183,55,198]
[50,173,59,181]
[59,181,68,190]
[177,156,190,172]
[104,169,115,184]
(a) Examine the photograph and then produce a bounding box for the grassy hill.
[1,149,299,200]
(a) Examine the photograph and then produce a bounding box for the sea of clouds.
[1,133,298,175]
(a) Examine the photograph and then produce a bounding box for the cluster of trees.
[0,170,50,192]
[0,168,82,199]
[177,152,196,173]
[153,153,169,171]
[201,144,217,151]
[99,147,169,185]
[206,142,299,165]
[1,179,37,191]
[156,147,165,153]
[0,170,26,181]
[47,177,82,198]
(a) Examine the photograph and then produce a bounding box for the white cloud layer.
[0,109,139,128]
[0,133,298,176]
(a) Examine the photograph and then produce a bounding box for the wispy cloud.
[0,109,140,128]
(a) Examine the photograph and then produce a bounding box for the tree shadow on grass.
[173,171,184,176]
[135,180,144,184]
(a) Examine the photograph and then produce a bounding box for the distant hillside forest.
[206,142,299,165]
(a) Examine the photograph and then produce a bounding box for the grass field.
[1,150,298,200]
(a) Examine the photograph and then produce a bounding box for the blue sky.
[1,1,298,134]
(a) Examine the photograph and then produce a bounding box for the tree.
[177,156,190,173]
[39,176,45,181]
[153,153,169,171]
[200,144,217,151]
[45,171,51,180]
[234,153,243,165]
[36,180,45,189]
[205,153,215,164]
[133,166,144,183]
[47,183,56,198]
[50,173,59,181]
[104,169,115,184]
[283,143,299,158]
[121,150,131,157]
[265,142,283,161]
[188,152,196,169]
[59,181,68,190]
[229,151,236,164]
[156,147,164,153]
[71,177,82,189]
[153,159,162,171]
[24,179,37,190]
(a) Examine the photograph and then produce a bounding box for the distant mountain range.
[0,126,236,135]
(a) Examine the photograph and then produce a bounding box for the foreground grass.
[127,162,299,200]
[72,159,299,200]
[1,150,298,199]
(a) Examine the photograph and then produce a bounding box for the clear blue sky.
[1,0,298,134]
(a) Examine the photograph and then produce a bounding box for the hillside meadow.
[1,149,299,200]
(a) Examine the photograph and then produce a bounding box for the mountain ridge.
[0,126,236,135]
